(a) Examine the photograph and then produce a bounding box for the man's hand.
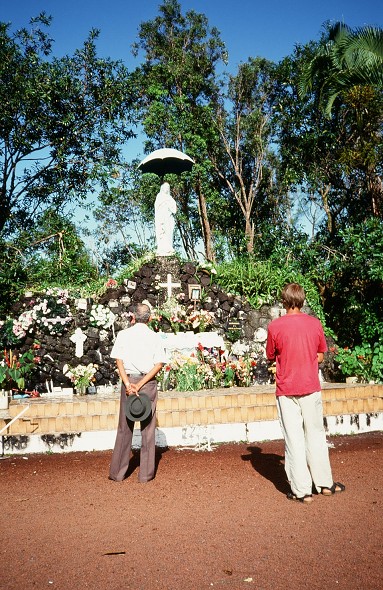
[130,382,140,395]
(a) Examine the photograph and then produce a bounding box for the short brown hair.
[281,283,305,310]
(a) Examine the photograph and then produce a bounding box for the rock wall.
[9,257,334,391]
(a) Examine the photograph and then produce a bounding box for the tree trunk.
[196,180,215,262]
[368,172,383,218]
[320,185,333,234]
[245,213,254,254]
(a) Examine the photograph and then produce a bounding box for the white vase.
[0,390,10,410]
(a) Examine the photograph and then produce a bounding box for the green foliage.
[276,33,383,236]
[23,210,100,293]
[0,240,28,316]
[0,15,135,234]
[172,362,205,392]
[299,22,383,117]
[335,338,383,383]
[320,219,383,347]
[1,348,37,390]
[0,211,102,313]
[215,257,327,326]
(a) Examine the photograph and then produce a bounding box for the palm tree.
[299,22,383,116]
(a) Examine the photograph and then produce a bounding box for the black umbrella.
[138,148,194,176]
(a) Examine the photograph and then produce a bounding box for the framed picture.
[188,284,201,300]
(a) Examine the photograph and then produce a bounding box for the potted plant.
[0,348,38,407]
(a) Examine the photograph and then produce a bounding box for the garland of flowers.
[10,288,72,340]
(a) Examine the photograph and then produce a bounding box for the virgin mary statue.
[155,182,177,256]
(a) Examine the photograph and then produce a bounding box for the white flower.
[254,328,267,342]
[231,341,249,356]
[89,304,115,329]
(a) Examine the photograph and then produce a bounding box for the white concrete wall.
[2,412,382,455]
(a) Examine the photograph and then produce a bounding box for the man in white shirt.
[109,303,167,483]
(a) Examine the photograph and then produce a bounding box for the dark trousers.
[109,377,158,482]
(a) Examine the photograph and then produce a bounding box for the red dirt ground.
[1,431,382,590]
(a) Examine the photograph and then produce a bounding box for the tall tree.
[131,0,227,260]
[276,40,382,237]
[0,14,136,235]
[297,23,383,218]
[299,22,383,116]
[209,57,283,253]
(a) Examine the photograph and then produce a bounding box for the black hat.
[125,393,152,422]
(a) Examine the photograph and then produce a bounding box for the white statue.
[155,182,177,256]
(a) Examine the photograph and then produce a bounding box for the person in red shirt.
[266,283,345,504]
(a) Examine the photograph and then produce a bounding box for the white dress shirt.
[110,323,167,374]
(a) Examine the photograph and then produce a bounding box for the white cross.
[159,273,181,300]
[70,327,87,358]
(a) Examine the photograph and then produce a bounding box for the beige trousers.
[277,391,333,498]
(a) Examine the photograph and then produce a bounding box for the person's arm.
[130,363,164,395]
[266,330,276,361]
[116,358,132,394]
[317,352,324,364]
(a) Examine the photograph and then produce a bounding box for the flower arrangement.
[149,298,215,335]
[63,363,98,393]
[230,341,250,357]
[186,308,215,332]
[89,304,116,329]
[157,343,260,392]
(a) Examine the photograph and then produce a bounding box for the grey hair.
[133,303,151,323]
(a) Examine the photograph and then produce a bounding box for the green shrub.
[215,257,327,327]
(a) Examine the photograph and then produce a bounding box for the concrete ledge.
[1,383,382,455]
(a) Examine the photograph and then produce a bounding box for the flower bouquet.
[63,363,98,395]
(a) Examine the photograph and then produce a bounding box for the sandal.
[287,492,313,504]
[321,482,346,496]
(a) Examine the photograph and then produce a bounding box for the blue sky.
[3,0,381,162]
[3,0,381,70]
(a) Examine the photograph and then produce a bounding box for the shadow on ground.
[241,445,289,494]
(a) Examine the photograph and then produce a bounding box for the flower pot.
[346,376,358,384]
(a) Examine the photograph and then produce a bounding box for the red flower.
[106,278,118,288]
